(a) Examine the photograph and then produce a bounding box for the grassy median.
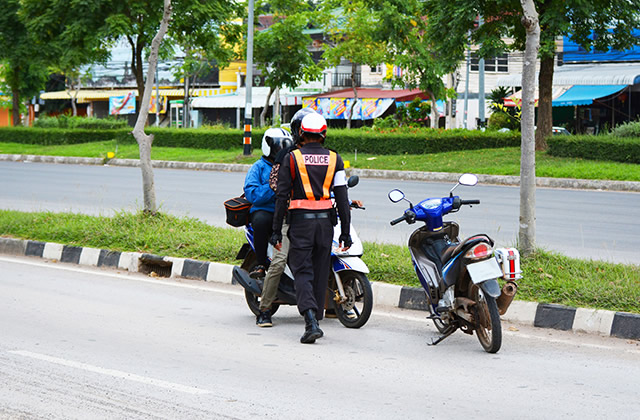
[2,140,639,181]
[1,209,638,314]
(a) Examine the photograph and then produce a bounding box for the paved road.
[1,256,639,419]
[1,161,639,264]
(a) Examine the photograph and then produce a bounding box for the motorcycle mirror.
[388,189,405,203]
[458,173,478,187]
[347,175,359,188]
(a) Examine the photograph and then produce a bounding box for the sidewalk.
[2,153,640,192]
[1,236,638,341]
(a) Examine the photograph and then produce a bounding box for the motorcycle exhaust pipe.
[496,281,518,315]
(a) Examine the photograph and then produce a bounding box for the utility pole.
[463,42,470,129]
[478,16,486,128]
[155,64,160,127]
[243,0,255,155]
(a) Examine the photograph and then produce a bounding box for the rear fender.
[479,278,501,298]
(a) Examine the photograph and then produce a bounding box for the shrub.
[548,135,640,164]
[610,120,640,138]
[34,115,129,130]
[0,126,521,155]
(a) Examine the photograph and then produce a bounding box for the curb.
[2,236,638,341]
[2,153,640,192]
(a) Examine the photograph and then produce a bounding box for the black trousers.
[287,217,333,320]
[250,210,273,267]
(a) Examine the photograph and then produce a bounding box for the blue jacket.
[243,156,275,213]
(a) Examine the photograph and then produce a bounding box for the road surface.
[1,256,639,419]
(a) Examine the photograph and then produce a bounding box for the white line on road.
[8,350,211,395]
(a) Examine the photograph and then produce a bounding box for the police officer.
[270,112,352,344]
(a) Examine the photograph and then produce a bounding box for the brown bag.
[223,195,251,227]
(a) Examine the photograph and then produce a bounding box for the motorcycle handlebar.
[390,215,407,225]
[461,199,480,205]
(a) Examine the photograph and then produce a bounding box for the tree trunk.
[347,63,358,129]
[427,90,438,128]
[131,0,172,214]
[535,55,554,150]
[11,90,20,126]
[260,85,274,128]
[518,0,540,256]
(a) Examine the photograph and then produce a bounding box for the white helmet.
[262,127,293,160]
[300,112,327,140]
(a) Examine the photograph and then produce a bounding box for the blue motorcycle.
[388,174,520,353]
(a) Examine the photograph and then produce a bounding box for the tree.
[253,2,322,127]
[423,0,640,149]
[321,1,386,128]
[131,0,173,213]
[0,0,49,126]
[519,0,540,256]
[368,0,457,128]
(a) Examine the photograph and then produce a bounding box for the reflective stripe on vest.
[288,149,337,210]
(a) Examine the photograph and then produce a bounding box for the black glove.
[339,233,353,248]
[269,231,283,246]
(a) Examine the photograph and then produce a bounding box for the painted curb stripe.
[0,238,26,255]
[399,287,429,311]
[182,259,209,280]
[611,312,640,340]
[534,304,577,331]
[98,250,121,268]
[61,245,83,264]
[25,241,45,257]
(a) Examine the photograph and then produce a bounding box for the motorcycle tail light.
[465,243,493,260]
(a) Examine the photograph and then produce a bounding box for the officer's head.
[261,127,293,161]
[290,108,318,144]
[299,113,327,145]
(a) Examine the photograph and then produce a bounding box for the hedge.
[0,126,522,155]
[548,135,640,164]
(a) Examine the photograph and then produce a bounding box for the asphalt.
[1,153,639,341]
[2,153,640,192]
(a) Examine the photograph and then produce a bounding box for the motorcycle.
[388,173,521,353]
[233,176,373,328]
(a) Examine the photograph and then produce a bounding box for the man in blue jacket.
[244,128,293,279]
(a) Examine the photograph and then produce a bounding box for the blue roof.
[552,85,626,107]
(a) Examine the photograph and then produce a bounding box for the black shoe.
[250,265,266,279]
[256,310,272,327]
[300,309,324,344]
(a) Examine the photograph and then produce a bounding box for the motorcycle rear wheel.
[471,284,502,353]
[243,255,280,317]
[331,271,373,329]
[245,289,280,317]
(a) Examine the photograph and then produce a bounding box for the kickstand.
[428,326,456,346]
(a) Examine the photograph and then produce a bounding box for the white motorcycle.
[233,176,373,328]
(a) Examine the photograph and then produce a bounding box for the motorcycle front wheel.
[471,284,502,353]
[331,271,373,329]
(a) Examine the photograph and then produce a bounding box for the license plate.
[467,258,503,284]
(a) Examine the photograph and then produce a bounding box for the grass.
[1,209,638,314]
[1,140,639,181]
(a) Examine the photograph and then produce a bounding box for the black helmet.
[262,127,294,160]
[290,108,318,144]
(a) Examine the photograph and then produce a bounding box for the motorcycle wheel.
[471,284,502,353]
[332,272,373,329]
[243,255,280,317]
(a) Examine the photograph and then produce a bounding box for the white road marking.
[8,350,211,395]
[0,255,243,296]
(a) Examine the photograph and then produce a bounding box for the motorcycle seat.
[440,244,458,263]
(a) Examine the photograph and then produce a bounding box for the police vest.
[288,149,337,210]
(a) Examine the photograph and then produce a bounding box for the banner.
[149,95,167,114]
[303,97,394,120]
[109,92,136,115]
